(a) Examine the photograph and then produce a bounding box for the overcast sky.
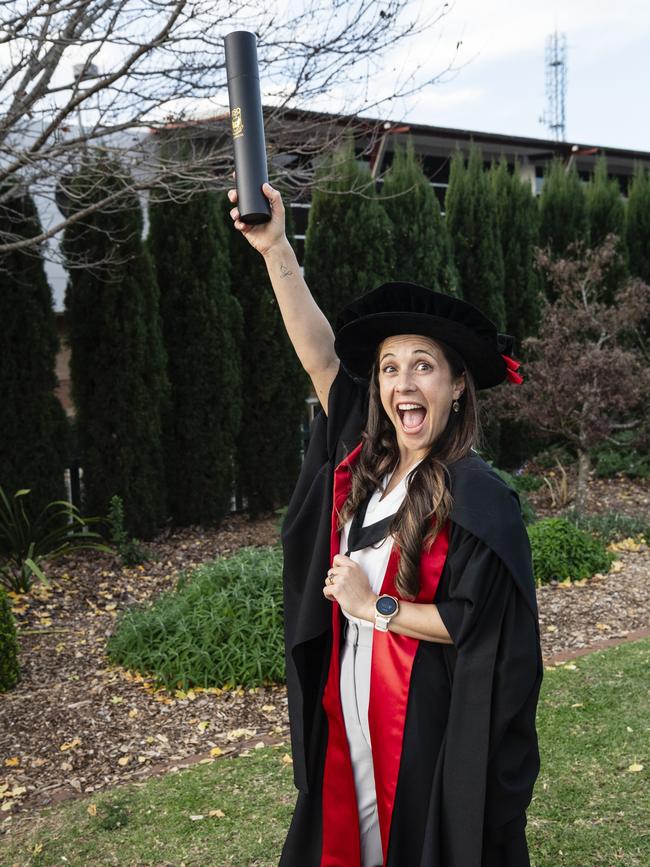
[334,0,650,152]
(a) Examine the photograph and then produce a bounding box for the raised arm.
[228,181,340,412]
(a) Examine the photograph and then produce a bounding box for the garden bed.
[1,474,649,826]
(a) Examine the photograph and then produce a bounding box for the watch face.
[376,595,398,616]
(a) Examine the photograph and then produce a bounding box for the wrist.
[262,235,293,262]
[365,593,379,624]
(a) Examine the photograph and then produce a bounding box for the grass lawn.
[2,638,648,866]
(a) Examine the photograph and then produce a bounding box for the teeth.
[397,403,424,410]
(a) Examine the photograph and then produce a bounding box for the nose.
[395,371,416,392]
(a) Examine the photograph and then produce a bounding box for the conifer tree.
[304,136,395,325]
[444,145,506,329]
[489,158,545,468]
[585,155,627,303]
[226,188,308,515]
[380,138,459,294]
[538,159,588,302]
[626,164,650,284]
[490,157,541,346]
[444,145,506,464]
[538,158,588,253]
[148,189,243,525]
[0,188,68,515]
[62,156,168,539]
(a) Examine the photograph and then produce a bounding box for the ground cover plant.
[2,638,648,866]
[106,546,285,690]
[563,508,650,544]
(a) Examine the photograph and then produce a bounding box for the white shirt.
[339,460,423,626]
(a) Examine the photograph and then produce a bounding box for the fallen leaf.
[4,757,20,767]
[627,762,643,773]
[282,754,293,765]
[117,756,131,766]
[209,809,226,818]
[87,804,97,816]
[60,738,81,752]
[210,747,224,757]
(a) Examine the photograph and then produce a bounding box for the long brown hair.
[337,338,484,599]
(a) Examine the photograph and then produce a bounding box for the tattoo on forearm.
[280,262,293,278]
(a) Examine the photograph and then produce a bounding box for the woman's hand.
[227,179,287,258]
[323,554,378,622]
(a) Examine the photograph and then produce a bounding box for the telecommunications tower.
[541,31,567,141]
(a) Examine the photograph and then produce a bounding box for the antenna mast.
[542,31,567,141]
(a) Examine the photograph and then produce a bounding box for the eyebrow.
[379,348,437,363]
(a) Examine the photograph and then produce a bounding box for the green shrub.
[0,586,20,692]
[563,508,650,544]
[489,465,538,526]
[591,446,650,479]
[106,546,284,690]
[107,495,149,567]
[527,518,615,587]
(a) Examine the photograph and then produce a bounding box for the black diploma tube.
[224,30,271,224]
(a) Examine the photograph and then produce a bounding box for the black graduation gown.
[279,363,543,867]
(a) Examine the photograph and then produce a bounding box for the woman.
[228,181,543,867]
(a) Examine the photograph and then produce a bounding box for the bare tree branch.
[1,0,462,260]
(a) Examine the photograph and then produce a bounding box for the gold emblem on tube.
[231,106,244,139]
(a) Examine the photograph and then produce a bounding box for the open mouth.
[396,402,427,434]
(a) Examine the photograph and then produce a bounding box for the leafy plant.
[527,517,615,587]
[107,495,149,567]
[0,486,113,593]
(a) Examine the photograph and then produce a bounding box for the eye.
[381,363,396,374]
[416,361,432,371]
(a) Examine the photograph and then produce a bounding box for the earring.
[452,399,460,413]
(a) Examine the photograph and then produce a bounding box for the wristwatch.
[374,594,400,632]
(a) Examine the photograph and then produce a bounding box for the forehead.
[378,334,441,357]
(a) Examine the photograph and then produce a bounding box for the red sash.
[320,443,450,865]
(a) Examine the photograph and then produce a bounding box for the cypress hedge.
[489,157,544,468]
[585,155,627,303]
[62,156,168,539]
[148,188,243,525]
[444,145,506,329]
[538,159,588,301]
[380,138,459,294]
[227,188,307,515]
[304,136,395,325]
[0,188,69,517]
[625,164,650,284]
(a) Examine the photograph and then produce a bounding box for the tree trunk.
[575,447,592,513]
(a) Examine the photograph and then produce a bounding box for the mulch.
[1,466,649,831]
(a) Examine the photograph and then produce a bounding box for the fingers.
[227,188,237,203]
